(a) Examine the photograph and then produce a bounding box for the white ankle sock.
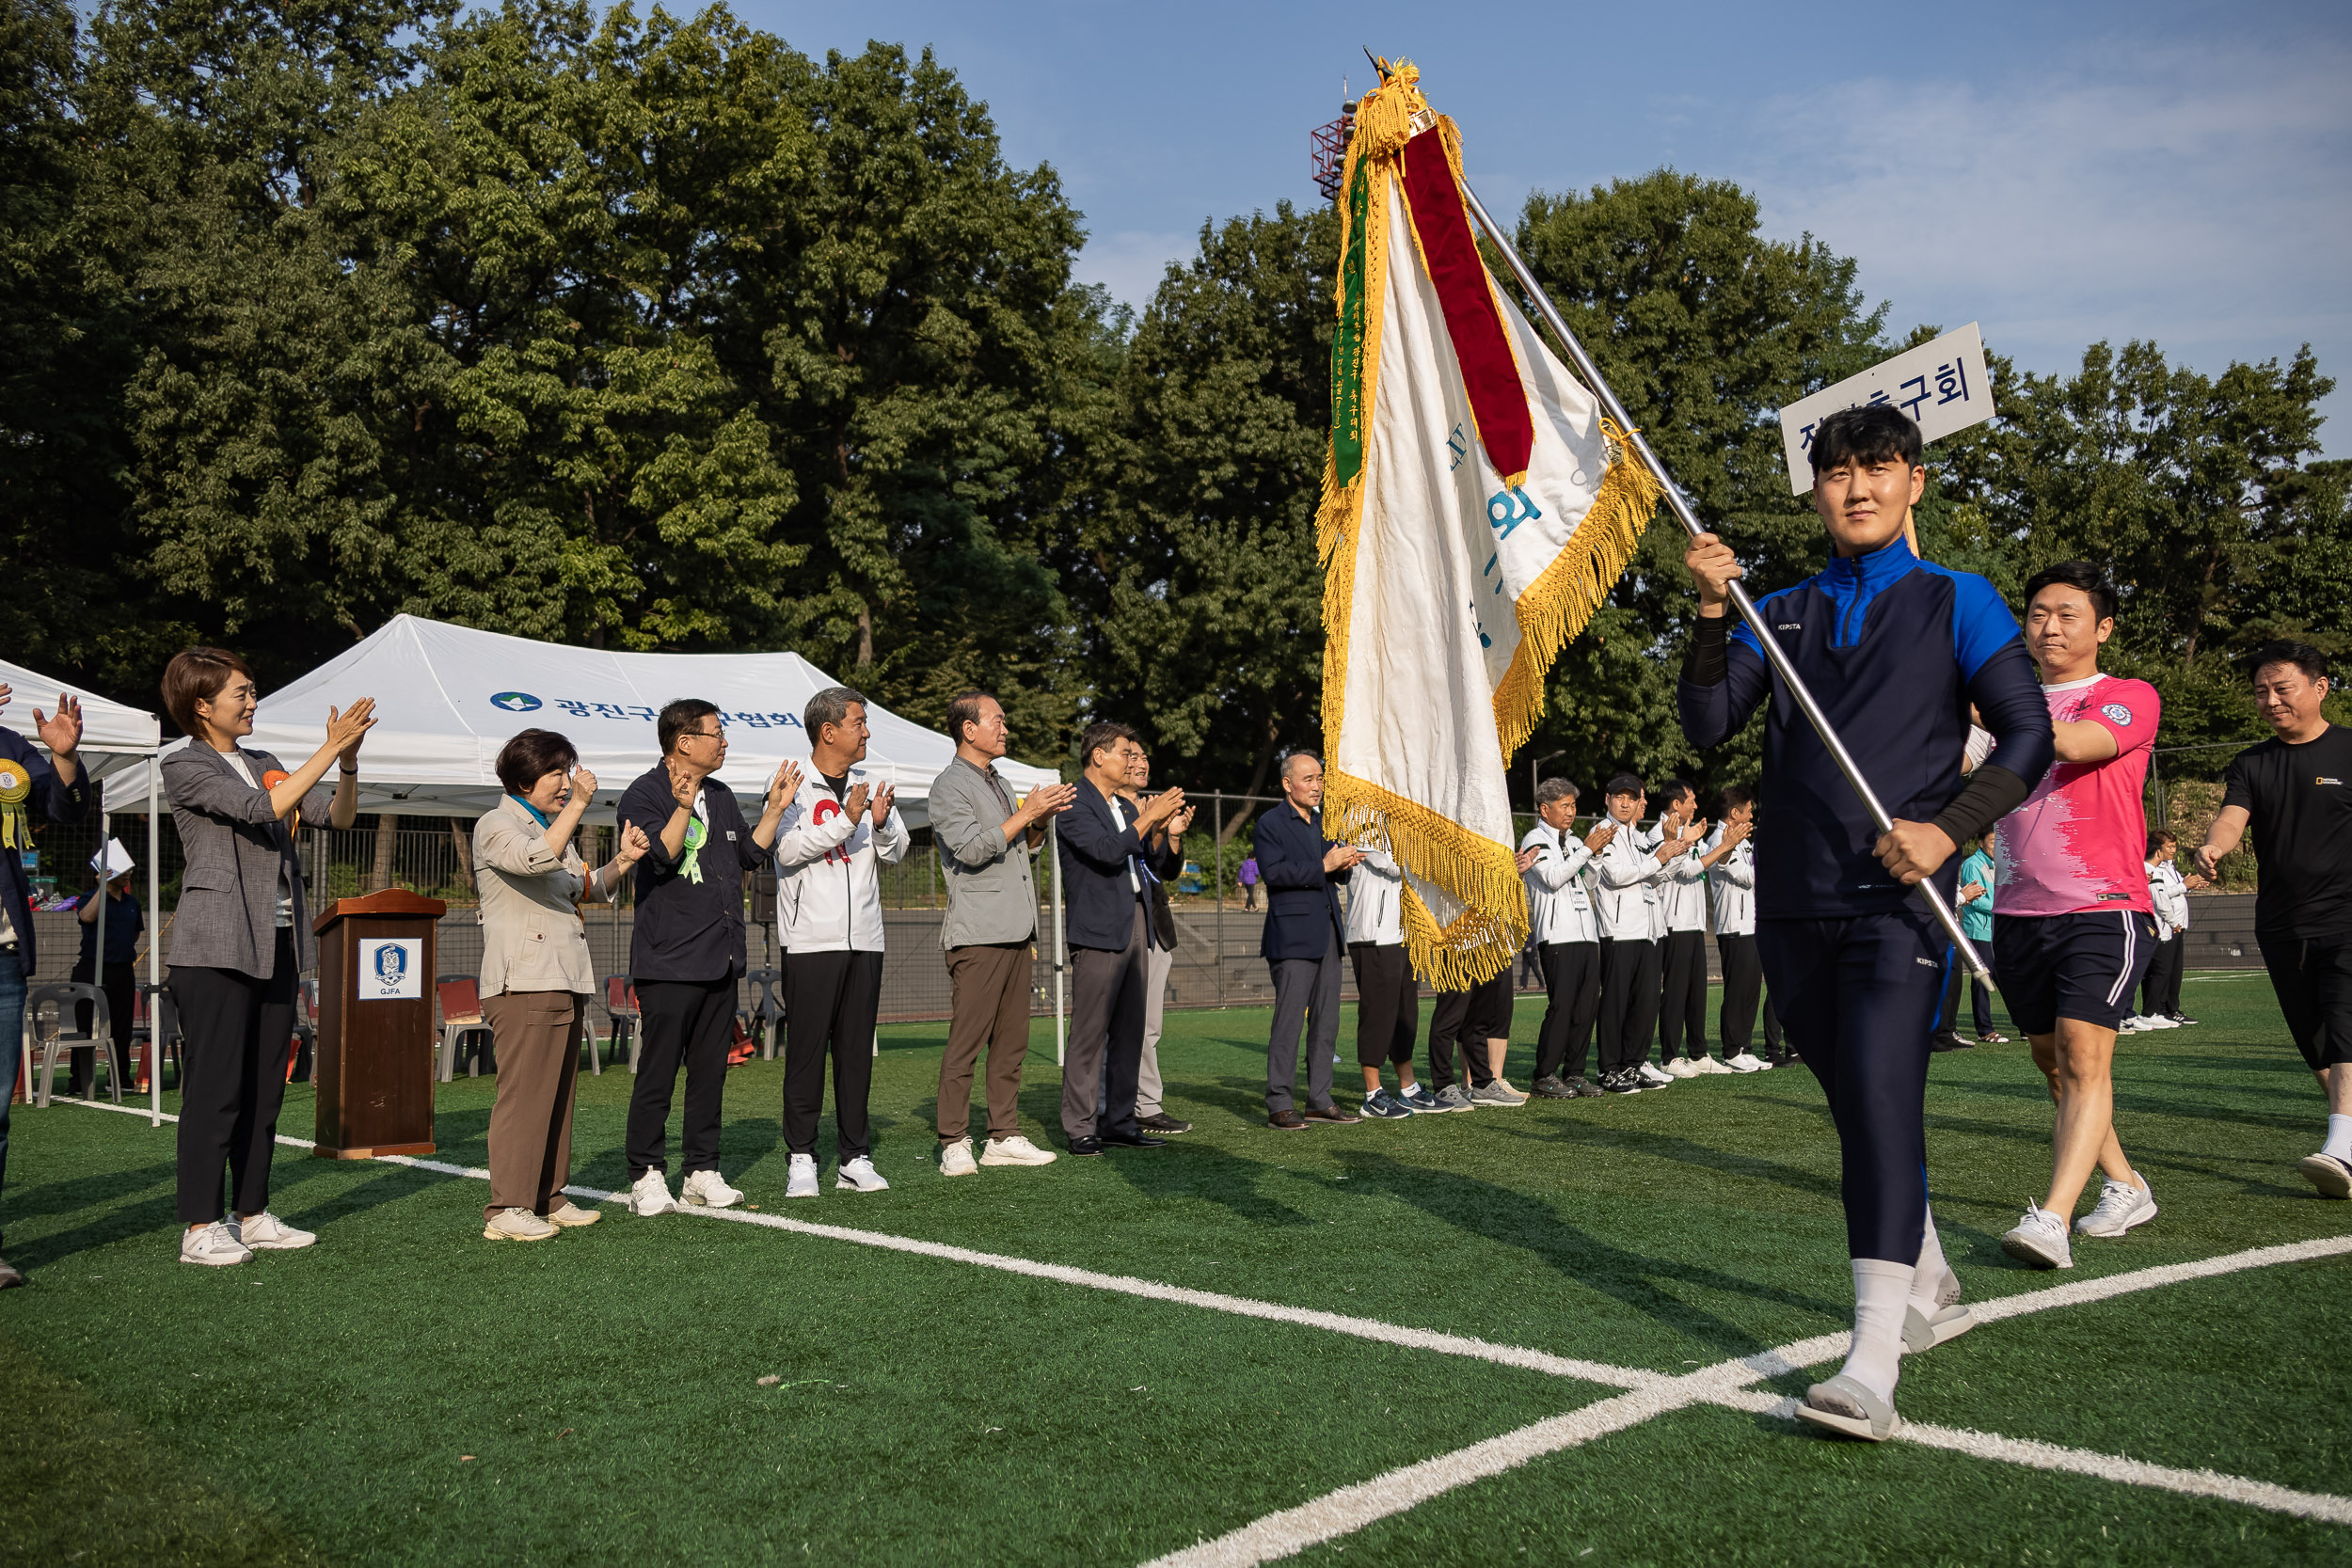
[2324,1114,2352,1162]
[1841,1259,1915,1402]
[1910,1207,1957,1312]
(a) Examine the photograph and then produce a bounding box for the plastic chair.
[436,975,495,1082]
[29,983,117,1106]
[743,965,785,1060]
[288,978,319,1083]
[589,975,641,1074]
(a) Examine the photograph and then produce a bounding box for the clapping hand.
[1023,782,1077,822]
[843,782,873,820]
[1322,844,1365,874]
[1515,845,1542,873]
[1139,785,1186,830]
[32,692,82,757]
[326,698,375,764]
[869,783,896,826]
[1583,820,1618,851]
[765,759,803,815]
[1721,816,1752,848]
[1681,816,1710,847]
[1169,803,1196,833]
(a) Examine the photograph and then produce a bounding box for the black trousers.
[1065,905,1148,1141]
[783,949,883,1159]
[1716,933,1784,1054]
[1427,971,1511,1091]
[1658,929,1710,1060]
[170,929,296,1225]
[1597,937,1661,1077]
[627,974,736,1179]
[1932,957,1997,1038]
[1534,942,1601,1081]
[70,958,137,1095]
[2140,937,2185,1019]
[1348,942,1419,1069]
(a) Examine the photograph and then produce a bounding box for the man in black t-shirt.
[2198,641,2352,1198]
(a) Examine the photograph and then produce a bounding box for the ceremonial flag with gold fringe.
[1318,61,1661,989]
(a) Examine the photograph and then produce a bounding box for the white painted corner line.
[1145,1232,2352,1568]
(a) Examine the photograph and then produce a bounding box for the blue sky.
[739,0,2352,449]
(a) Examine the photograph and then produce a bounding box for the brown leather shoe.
[1267,1109,1308,1131]
[1304,1102,1362,1125]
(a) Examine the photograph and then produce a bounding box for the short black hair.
[495,728,579,795]
[2146,829,2174,859]
[1534,777,1578,807]
[1809,404,1921,475]
[1656,777,1695,809]
[1602,772,1644,800]
[1719,784,1755,813]
[658,698,721,756]
[945,690,993,747]
[2022,561,2118,625]
[2249,640,2328,688]
[1078,720,1140,769]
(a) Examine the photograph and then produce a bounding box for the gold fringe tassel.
[1324,767,1528,990]
[1488,419,1663,758]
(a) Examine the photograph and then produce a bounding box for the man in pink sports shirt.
[1991,562,2163,1269]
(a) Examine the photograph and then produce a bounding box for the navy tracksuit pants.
[1757,908,1946,1264]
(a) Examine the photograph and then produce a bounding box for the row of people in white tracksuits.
[1518,818,1756,945]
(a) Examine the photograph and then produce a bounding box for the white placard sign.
[1778,323,1994,494]
[355,938,423,1001]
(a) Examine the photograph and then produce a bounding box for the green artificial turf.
[0,970,2344,1566]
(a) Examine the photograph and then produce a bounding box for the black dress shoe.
[1100,1131,1168,1149]
[1136,1111,1193,1134]
[1069,1136,1104,1157]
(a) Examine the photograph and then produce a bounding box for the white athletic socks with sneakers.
[1839,1259,1915,1404]
[2327,1115,2352,1163]
[1911,1210,1957,1317]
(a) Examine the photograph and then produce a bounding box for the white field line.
[63,1100,2352,1548]
[62,1099,1667,1392]
[1145,1234,2352,1567]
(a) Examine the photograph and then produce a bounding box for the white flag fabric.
[1319,66,1657,987]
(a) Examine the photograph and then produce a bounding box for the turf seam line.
[1143,1235,2352,1566]
[61,1099,1672,1393]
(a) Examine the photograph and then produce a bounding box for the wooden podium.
[313,889,447,1159]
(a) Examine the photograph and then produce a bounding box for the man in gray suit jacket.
[930,692,1074,1176]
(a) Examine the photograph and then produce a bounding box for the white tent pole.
[148,766,162,1128]
[93,810,106,1097]
[1050,816,1066,1068]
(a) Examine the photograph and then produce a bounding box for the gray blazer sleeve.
[162,747,278,824]
[932,766,1011,869]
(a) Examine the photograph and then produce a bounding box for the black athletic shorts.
[2261,933,2352,1072]
[1991,909,2157,1036]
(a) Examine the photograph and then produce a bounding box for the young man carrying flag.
[1991,564,2165,1266]
[1679,404,2055,1441]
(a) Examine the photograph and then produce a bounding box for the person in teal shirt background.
[1953,832,2005,1043]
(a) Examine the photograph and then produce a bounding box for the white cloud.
[1743,40,2352,436]
[1072,229,1200,312]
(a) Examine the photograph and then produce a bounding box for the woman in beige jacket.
[476,729,649,1242]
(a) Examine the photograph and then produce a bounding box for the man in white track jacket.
[1702,786,1777,1070]
[772,686,911,1197]
[1521,778,1606,1099]
[1592,775,1704,1094]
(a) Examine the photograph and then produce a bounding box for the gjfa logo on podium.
[356,938,423,1001]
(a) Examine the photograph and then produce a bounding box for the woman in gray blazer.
[474,728,648,1242]
[160,646,373,1268]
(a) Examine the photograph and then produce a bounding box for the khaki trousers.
[483,990,584,1217]
[939,943,1034,1143]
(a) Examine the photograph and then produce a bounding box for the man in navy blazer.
[1055,721,1186,1155]
[1256,752,1364,1129]
[0,685,87,1289]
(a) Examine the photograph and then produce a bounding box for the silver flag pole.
[1459,182,1992,983]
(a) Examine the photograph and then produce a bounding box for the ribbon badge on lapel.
[0,760,27,850]
[679,816,707,884]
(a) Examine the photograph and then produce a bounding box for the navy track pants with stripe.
[1757,908,1947,1263]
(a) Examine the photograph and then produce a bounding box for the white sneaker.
[940,1137,978,1178]
[1638,1061,1675,1086]
[2116,1017,2145,1034]
[979,1134,1057,1166]
[484,1207,557,1243]
[2143,1014,2180,1029]
[1662,1058,1700,1079]
[834,1155,890,1193]
[2074,1174,2158,1238]
[680,1169,743,1209]
[628,1169,677,1216]
[2000,1201,2074,1269]
[234,1212,316,1250]
[786,1153,819,1199]
[1692,1055,1736,1075]
[179,1221,251,1267]
[1724,1053,1767,1072]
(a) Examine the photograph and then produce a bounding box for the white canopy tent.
[104,614,1058,825]
[0,656,168,1126]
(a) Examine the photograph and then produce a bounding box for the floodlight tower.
[1311,92,1355,201]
